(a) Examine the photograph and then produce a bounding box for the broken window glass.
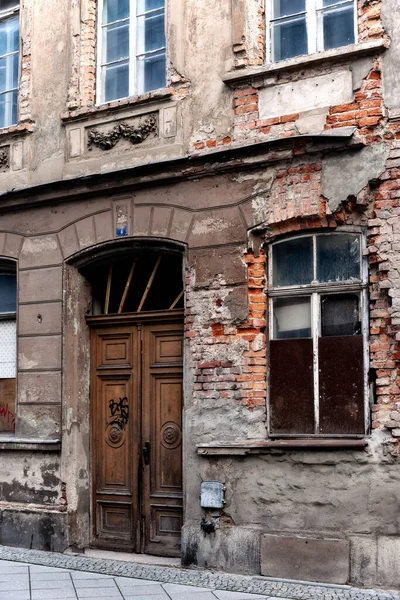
[321,293,360,337]
[317,234,360,283]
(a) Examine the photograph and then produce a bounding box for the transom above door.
[83,252,184,315]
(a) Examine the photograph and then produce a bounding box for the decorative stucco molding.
[87,114,158,151]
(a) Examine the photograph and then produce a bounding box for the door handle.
[143,441,150,465]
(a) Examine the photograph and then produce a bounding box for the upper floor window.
[269,0,356,62]
[268,232,367,438]
[0,262,16,433]
[98,0,166,104]
[0,0,19,128]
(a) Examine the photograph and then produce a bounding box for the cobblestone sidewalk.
[0,545,398,600]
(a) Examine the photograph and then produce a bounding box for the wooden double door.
[90,313,183,556]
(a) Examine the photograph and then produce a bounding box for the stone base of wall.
[260,534,349,584]
[181,524,261,575]
[0,508,68,553]
[182,524,400,588]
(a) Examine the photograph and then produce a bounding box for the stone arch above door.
[57,202,247,263]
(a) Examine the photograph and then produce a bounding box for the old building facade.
[0,0,400,589]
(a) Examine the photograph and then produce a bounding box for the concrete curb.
[0,545,398,600]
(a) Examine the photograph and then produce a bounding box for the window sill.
[0,122,35,139]
[61,88,175,124]
[197,439,367,455]
[0,436,61,451]
[222,39,388,87]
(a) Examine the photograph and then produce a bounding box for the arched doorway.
[83,246,184,557]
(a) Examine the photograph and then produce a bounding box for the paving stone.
[163,583,214,593]
[166,593,218,600]
[74,578,118,588]
[117,583,168,596]
[31,579,75,589]
[30,571,73,580]
[0,593,30,600]
[76,587,122,598]
[214,592,268,599]
[71,572,113,579]
[114,577,161,586]
[31,589,77,600]
[0,581,30,591]
[123,596,169,600]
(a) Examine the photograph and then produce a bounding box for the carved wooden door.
[90,316,183,556]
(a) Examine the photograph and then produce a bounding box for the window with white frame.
[98,0,166,104]
[0,0,19,128]
[0,262,17,433]
[268,232,368,437]
[269,0,356,63]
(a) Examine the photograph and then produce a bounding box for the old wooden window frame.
[0,259,17,434]
[266,0,358,63]
[0,0,19,128]
[96,0,167,104]
[267,228,369,438]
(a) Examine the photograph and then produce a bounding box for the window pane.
[323,0,345,5]
[272,16,307,61]
[137,12,165,54]
[272,236,313,286]
[0,14,19,56]
[137,0,164,13]
[322,5,355,50]
[0,53,18,92]
[103,0,129,24]
[104,60,129,102]
[273,296,311,339]
[0,274,16,313]
[0,320,16,378]
[104,22,129,63]
[136,51,166,94]
[321,293,360,337]
[316,234,360,283]
[273,0,305,18]
[0,89,16,127]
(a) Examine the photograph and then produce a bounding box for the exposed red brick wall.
[185,253,267,411]
[368,135,400,454]
[325,59,384,143]
[358,0,384,41]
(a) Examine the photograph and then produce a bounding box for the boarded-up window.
[0,267,16,433]
[269,233,366,437]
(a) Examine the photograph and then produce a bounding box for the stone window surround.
[223,38,387,87]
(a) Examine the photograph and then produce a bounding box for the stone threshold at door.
[0,545,397,600]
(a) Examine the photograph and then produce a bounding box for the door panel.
[91,317,183,557]
[91,326,139,551]
[142,323,183,556]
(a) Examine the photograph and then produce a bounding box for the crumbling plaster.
[322,144,389,211]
